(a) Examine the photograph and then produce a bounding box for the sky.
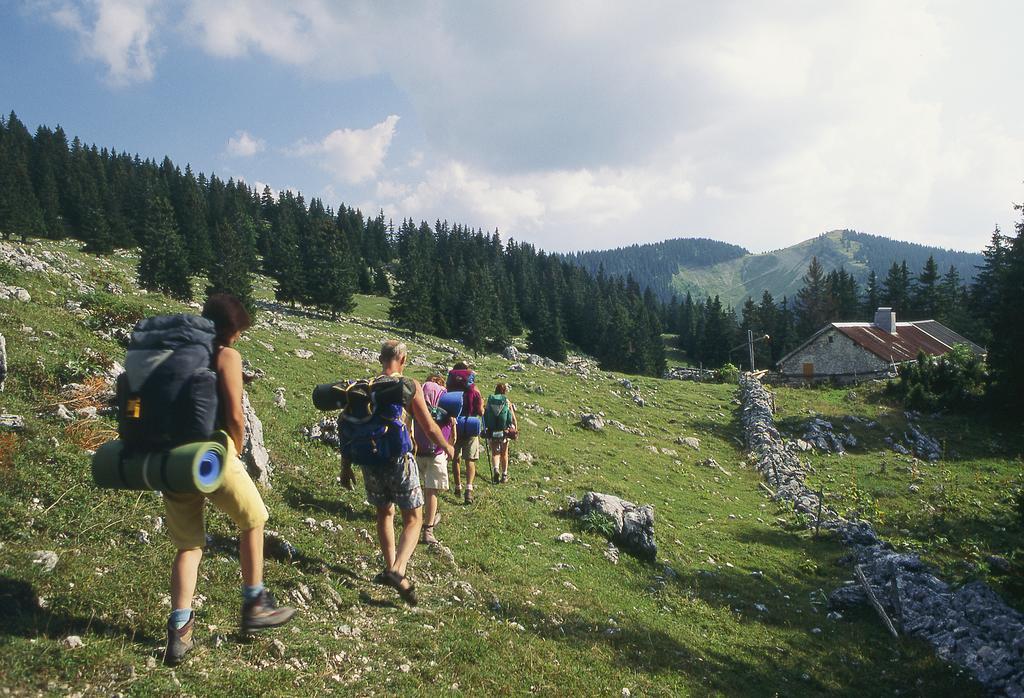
[2,1,1022,254]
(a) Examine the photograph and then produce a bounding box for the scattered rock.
[0,333,6,391]
[31,550,59,573]
[603,542,620,565]
[62,635,84,649]
[579,413,605,432]
[75,406,98,419]
[1,414,26,430]
[271,638,286,659]
[556,532,575,543]
[274,387,287,409]
[986,555,1012,575]
[662,367,716,382]
[678,436,700,450]
[136,529,150,545]
[568,492,657,561]
[240,390,272,485]
[55,404,74,421]
[265,531,298,559]
[0,285,31,302]
[502,345,520,361]
[294,349,314,359]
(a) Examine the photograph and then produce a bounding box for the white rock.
[62,635,84,649]
[31,550,59,572]
[556,532,575,543]
[294,348,314,359]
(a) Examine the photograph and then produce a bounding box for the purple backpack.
[414,381,452,456]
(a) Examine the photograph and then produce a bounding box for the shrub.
[716,363,740,384]
[887,344,987,412]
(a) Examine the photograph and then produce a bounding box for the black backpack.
[116,314,219,451]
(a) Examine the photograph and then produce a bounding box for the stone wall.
[778,327,889,378]
[739,375,1024,696]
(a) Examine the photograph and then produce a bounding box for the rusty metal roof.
[833,323,956,363]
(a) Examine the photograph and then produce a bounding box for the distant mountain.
[568,230,984,308]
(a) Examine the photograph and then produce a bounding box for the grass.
[0,238,995,696]
[770,380,1024,607]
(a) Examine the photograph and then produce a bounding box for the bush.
[80,291,147,333]
[716,362,740,384]
[887,344,987,412]
[578,511,617,539]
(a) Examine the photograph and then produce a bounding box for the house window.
[828,336,834,343]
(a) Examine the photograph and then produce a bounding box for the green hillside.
[2,239,1011,696]
[571,230,984,308]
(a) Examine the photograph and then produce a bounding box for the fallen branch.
[855,564,899,639]
[758,481,776,497]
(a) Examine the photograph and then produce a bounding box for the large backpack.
[338,376,415,467]
[413,381,453,456]
[483,394,513,434]
[446,369,475,392]
[117,315,219,451]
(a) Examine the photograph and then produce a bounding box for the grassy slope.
[771,381,1024,608]
[0,240,986,696]
[670,232,871,308]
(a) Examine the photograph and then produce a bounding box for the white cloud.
[38,1,1024,251]
[291,115,400,185]
[45,0,157,85]
[226,130,265,157]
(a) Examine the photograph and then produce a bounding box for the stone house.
[776,308,985,383]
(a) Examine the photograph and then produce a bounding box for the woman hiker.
[414,373,457,545]
[486,382,519,484]
[163,293,296,666]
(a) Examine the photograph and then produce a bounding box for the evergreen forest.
[1,110,1022,404]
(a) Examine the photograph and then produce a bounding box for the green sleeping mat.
[91,431,229,494]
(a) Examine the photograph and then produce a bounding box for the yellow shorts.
[162,440,269,550]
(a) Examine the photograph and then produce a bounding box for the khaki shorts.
[415,453,450,491]
[456,435,480,462]
[163,439,269,550]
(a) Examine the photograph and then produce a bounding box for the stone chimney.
[874,307,896,334]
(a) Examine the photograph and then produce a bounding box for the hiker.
[485,382,519,484]
[163,294,295,666]
[414,373,457,545]
[449,361,483,503]
[356,341,454,604]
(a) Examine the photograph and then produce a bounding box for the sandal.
[372,571,389,585]
[383,571,418,606]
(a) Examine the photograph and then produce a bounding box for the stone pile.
[801,418,857,454]
[303,416,340,448]
[662,366,717,382]
[567,491,657,561]
[903,412,942,461]
[740,374,1024,696]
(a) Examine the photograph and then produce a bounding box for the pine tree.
[863,270,880,316]
[207,220,254,311]
[82,206,114,254]
[882,260,912,316]
[137,196,192,300]
[527,292,567,361]
[987,210,1024,410]
[912,255,940,318]
[794,256,832,338]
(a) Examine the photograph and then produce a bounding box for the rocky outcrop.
[240,391,271,486]
[0,285,31,302]
[0,333,6,391]
[579,413,605,432]
[568,492,657,561]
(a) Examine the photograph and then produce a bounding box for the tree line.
[0,112,666,376]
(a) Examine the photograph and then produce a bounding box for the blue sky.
[2,1,1022,253]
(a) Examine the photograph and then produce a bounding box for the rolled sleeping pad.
[312,382,349,411]
[456,416,481,438]
[91,431,229,493]
[438,390,464,419]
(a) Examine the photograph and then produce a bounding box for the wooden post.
[855,564,899,639]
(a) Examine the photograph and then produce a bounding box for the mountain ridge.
[568,230,984,308]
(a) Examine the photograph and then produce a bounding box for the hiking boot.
[421,526,438,545]
[164,612,194,666]
[492,467,500,484]
[500,472,509,483]
[241,589,297,633]
[464,489,473,505]
[454,486,462,498]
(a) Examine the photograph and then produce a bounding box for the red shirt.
[464,384,484,417]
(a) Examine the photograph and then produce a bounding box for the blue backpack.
[338,376,414,467]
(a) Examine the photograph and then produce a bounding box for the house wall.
[778,328,890,378]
